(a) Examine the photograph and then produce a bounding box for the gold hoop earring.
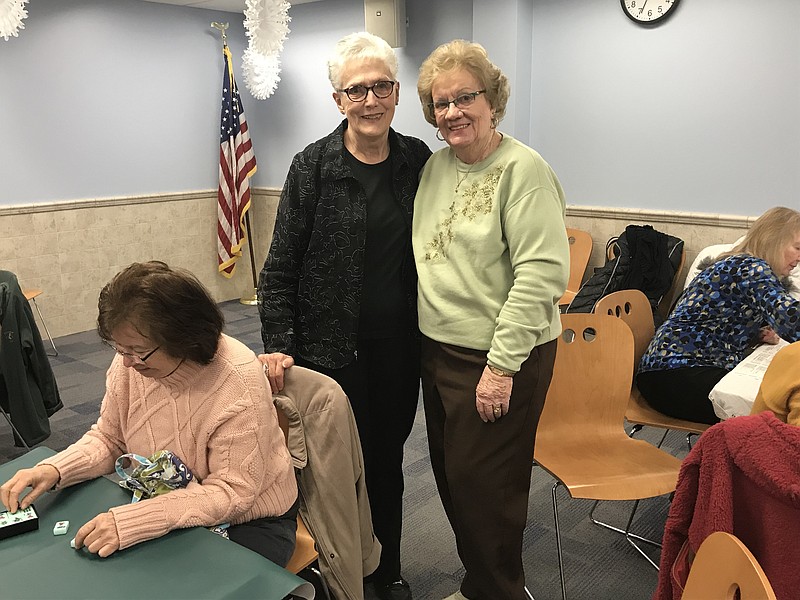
[436,129,445,142]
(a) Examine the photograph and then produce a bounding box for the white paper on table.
[709,338,790,420]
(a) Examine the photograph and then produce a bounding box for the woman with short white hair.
[258,31,431,600]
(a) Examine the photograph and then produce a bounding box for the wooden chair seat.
[23,288,42,302]
[535,436,681,501]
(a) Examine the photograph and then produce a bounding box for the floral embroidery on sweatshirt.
[424,165,505,260]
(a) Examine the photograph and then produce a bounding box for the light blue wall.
[1,0,798,216]
[0,0,248,203]
[530,0,800,214]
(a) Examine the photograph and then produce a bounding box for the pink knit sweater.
[40,334,297,551]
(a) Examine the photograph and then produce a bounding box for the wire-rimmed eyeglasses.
[429,90,487,114]
[338,80,396,102]
[104,341,160,364]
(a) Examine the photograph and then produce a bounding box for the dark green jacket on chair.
[0,270,62,446]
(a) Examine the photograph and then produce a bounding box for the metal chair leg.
[589,500,662,547]
[627,423,644,438]
[551,481,568,600]
[524,585,535,600]
[623,499,659,570]
[30,297,58,357]
[0,407,30,450]
[629,423,669,449]
[308,565,330,600]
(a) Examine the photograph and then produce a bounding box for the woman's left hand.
[476,366,513,423]
[73,512,120,558]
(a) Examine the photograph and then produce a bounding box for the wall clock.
[621,0,680,25]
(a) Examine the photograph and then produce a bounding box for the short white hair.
[327,32,398,90]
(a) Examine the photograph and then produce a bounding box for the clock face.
[621,0,680,24]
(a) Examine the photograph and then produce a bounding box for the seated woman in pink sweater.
[0,262,298,564]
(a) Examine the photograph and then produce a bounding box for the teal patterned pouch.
[115,450,194,503]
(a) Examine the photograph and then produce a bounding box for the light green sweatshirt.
[412,134,569,373]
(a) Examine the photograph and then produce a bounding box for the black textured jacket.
[565,225,684,317]
[257,120,431,369]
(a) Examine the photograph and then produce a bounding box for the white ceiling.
[140,0,323,13]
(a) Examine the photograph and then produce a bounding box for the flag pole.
[212,21,259,305]
[241,210,259,305]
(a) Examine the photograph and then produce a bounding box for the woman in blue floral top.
[637,207,800,424]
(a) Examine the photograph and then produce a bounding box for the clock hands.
[638,0,649,15]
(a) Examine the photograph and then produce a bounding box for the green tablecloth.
[0,447,314,599]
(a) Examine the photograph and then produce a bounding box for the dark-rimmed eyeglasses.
[338,80,396,102]
[105,341,160,364]
[429,90,487,114]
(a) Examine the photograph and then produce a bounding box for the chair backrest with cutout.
[593,288,655,368]
[681,532,776,600]
[537,313,634,443]
[565,227,593,294]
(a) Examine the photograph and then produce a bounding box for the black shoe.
[375,578,412,600]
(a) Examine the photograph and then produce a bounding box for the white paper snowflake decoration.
[242,48,282,100]
[0,0,29,41]
[243,0,290,100]
[244,0,291,55]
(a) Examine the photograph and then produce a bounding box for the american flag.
[217,45,257,278]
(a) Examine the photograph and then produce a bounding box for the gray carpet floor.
[1,300,686,600]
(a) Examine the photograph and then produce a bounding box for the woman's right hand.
[0,464,60,513]
[759,327,781,345]
[257,352,295,393]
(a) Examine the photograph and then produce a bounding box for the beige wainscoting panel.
[1,194,755,338]
[0,189,280,338]
[566,206,755,292]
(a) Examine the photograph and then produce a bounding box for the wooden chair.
[681,532,776,600]
[275,401,330,599]
[22,288,58,356]
[558,227,593,307]
[534,313,682,600]
[593,289,710,445]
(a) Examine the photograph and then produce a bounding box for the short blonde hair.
[417,39,510,127]
[719,206,800,275]
[327,32,398,90]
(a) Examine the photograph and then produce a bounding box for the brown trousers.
[421,336,557,600]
